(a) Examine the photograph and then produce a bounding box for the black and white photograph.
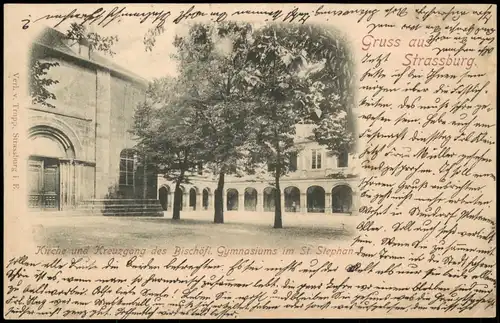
[5,3,497,320]
[26,20,358,249]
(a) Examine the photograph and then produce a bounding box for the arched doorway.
[202,188,210,210]
[307,186,325,213]
[28,126,76,210]
[284,186,300,212]
[332,185,353,213]
[189,188,198,210]
[244,188,257,211]
[263,187,276,212]
[227,189,239,211]
[159,186,170,211]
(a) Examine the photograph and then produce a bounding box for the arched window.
[244,187,257,211]
[332,185,353,213]
[284,186,300,212]
[190,188,198,210]
[159,186,170,211]
[120,149,136,186]
[263,187,276,212]
[307,186,325,213]
[227,189,239,211]
[202,188,210,210]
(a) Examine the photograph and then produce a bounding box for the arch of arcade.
[157,124,358,215]
[158,179,358,215]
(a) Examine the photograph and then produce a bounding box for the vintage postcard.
[3,3,497,319]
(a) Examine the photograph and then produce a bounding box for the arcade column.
[300,192,307,213]
[238,193,245,212]
[325,192,332,214]
[183,192,189,210]
[257,192,264,212]
[351,191,359,215]
[59,159,76,210]
[168,191,173,210]
[196,192,203,211]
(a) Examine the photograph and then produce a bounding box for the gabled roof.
[32,27,148,87]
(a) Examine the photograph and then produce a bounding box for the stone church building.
[27,27,161,215]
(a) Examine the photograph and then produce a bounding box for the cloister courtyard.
[29,210,358,250]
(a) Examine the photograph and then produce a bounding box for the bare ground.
[30,210,359,250]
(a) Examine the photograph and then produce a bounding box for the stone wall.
[28,40,157,211]
[108,76,150,199]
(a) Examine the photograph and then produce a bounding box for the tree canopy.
[136,22,261,222]
[236,23,356,227]
[30,22,356,226]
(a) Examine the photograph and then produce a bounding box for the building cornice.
[29,106,93,122]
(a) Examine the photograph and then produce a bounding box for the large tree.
[132,77,205,220]
[243,24,355,228]
[171,22,258,224]
[302,26,356,159]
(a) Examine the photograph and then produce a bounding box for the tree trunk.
[270,54,283,229]
[214,171,225,224]
[143,158,148,199]
[172,179,182,220]
[173,155,188,220]
[274,155,283,229]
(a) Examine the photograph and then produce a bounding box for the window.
[119,150,136,186]
[338,150,348,168]
[289,152,298,172]
[228,164,237,174]
[311,149,322,169]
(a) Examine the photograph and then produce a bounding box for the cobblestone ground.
[29,210,359,250]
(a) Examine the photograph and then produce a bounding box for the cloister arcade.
[158,182,356,214]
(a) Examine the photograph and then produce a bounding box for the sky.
[54,20,266,82]
[108,25,182,80]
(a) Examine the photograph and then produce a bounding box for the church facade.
[27,27,160,215]
[157,124,359,215]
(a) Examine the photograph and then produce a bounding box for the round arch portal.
[263,187,276,212]
[307,186,325,213]
[244,187,257,211]
[189,187,199,210]
[27,125,77,210]
[332,185,353,213]
[202,188,210,210]
[28,121,81,159]
[284,186,300,212]
[29,126,76,159]
[159,185,170,211]
[227,189,239,211]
